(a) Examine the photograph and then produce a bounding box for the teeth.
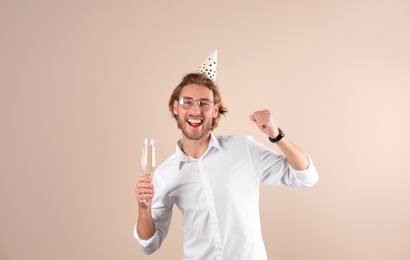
[188,118,202,123]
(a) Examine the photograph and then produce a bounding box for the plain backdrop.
[1,0,409,259]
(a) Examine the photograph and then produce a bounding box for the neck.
[181,133,211,159]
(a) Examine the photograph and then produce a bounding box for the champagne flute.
[139,138,155,203]
[142,138,155,177]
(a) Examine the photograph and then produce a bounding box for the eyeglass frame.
[178,97,215,111]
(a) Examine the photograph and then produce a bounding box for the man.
[134,51,319,259]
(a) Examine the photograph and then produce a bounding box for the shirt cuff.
[288,155,312,173]
[289,155,319,186]
[133,223,157,247]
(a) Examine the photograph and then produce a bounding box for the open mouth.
[187,118,203,127]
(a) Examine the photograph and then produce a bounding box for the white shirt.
[134,134,319,260]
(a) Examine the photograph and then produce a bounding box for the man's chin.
[183,132,206,141]
[181,128,209,141]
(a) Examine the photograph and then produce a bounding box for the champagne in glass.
[139,138,155,203]
[141,138,155,177]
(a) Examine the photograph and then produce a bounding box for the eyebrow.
[181,96,213,101]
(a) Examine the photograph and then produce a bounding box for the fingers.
[249,114,256,122]
[136,176,155,206]
[250,110,272,129]
[250,110,279,136]
[138,175,152,184]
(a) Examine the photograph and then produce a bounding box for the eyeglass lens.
[179,97,213,111]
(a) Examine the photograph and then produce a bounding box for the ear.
[173,100,179,115]
[213,103,220,118]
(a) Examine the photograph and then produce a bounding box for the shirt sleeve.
[246,136,319,187]
[133,174,174,255]
[285,155,319,187]
[133,224,157,247]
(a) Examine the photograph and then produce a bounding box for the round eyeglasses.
[178,97,214,111]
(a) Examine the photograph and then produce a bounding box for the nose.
[191,100,202,114]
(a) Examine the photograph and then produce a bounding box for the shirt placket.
[198,158,223,260]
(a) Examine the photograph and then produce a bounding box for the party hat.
[195,50,217,81]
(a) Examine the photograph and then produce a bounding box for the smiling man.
[134,51,319,260]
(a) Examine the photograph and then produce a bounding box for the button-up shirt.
[135,134,319,260]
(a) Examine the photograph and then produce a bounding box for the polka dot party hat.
[195,49,217,81]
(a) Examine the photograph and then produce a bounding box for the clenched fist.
[249,109,280,138]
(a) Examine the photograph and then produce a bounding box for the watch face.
[279,129,284,137]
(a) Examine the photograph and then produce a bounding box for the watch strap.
[268,128,285,143]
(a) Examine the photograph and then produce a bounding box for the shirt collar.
[175,133,222,163]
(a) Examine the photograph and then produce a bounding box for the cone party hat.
[195,50,217,81]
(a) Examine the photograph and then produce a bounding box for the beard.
[177,115,213,141]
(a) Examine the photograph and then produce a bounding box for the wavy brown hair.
[168,73,228,130]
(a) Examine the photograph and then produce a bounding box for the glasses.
[178,97,214,111]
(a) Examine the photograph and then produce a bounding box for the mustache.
[185,115,204,120]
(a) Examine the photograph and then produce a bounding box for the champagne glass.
[141,138,155,177]
[139,138,155,203]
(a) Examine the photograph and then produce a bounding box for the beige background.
[1,0,409,259]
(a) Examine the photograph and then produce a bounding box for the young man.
[134,52,319,260]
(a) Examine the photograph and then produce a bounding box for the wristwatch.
[268,128,285,143]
